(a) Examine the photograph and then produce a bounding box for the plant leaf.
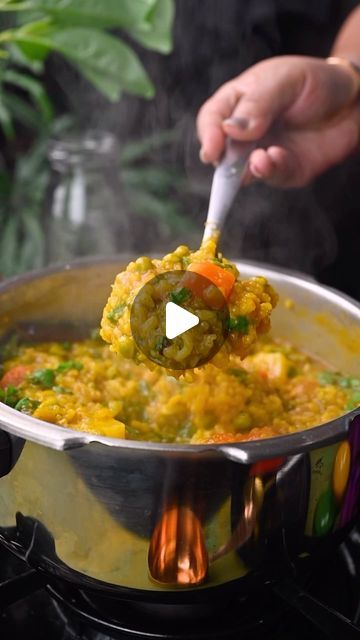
[3,91,43,130]
[8,18,52,60]
[0,93,15,138]
[0,214,19,276]
[120,129,178,164]
[18,211,44,271]
[4,68,53,120]
[126,189,195,233]
[0,0,157,29]
[9,26,155,99]
[7,42,44,71]
[130,0,174,53]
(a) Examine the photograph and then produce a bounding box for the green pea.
[234,413,252,431]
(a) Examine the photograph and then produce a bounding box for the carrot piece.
[185,262,235,299]
[0,365,30,389]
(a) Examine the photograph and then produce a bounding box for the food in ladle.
[100,237,278,370]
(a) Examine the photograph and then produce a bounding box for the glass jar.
[45,130,130,264]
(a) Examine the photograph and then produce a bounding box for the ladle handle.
[202,138,257,243]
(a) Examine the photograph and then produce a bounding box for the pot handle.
[0,429,24,478]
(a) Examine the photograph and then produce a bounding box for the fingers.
[197,57,305,165]
[197,81,240,164]
[245,103,360,188]
[248,146,296,186]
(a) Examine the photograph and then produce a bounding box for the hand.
[197,55,360,187]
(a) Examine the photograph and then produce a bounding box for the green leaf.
[227,368,249,381]
[227,316,250,334]
[14,396,40,413]
[122,166,184,195]
[0,215,19,275]
[130,0,174,54]
[17,213,45,271]
[107,304,126,324]
[7,42,44,71]
[4,68,53,120]
[0,334,19,361]
[10,26,155,99]
[1,0,157,29]
[56,360,83,372]
[8,18,53,60]
[3,91,43,130]
[0,93,14,138]
[29,367,55,388]
[170,287,191,304]
[120,129,178,164]
[0,384,20,408]
[126,189,195,234]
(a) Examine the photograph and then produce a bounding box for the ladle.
[202,138,256,247]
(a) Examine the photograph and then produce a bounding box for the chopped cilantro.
[29,368,56,389]
[227,315,249,334]
[56,360,83,373]
[14,397,40,414]
[212,258,233,271]
[0,334,19,361]
[212,257,224,267]
[227,368,248,381]
[318,371,337,386]
[107,304,126,324]
[0,385,20,408]
[170,287,191,305]
[318,371,360,388]
[53,385,72,394]
[155,336,170,353]
[181,256,191,268]
[346,390,360,411]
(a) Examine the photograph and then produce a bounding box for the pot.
[0,258,359,597]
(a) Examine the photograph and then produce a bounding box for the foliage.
[0,0,174,136]
[0,123,194,276]
[0,115,72,275]
[0,0,179,276]
[120,130,195,236]
[0,0,175,105]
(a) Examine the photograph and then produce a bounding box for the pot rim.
[0,255,359,463]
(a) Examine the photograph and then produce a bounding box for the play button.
[165,302,199,339]
[130,270,229,370]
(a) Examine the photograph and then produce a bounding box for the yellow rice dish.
[1,334,358,444]
[101,238,278,371]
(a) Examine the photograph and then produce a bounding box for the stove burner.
[0,526,359,640]
[47,581,288,639]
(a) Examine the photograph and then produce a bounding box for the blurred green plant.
[0,114,73,275]
[0,0,181,276]
[120,129,195,236]
[0,123,195,276]
[0,0,174,114]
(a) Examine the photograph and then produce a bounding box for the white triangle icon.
[165,302,199,340]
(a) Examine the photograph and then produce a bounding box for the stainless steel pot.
[0,258,359,596]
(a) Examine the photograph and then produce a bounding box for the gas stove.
[0,525,359,640]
